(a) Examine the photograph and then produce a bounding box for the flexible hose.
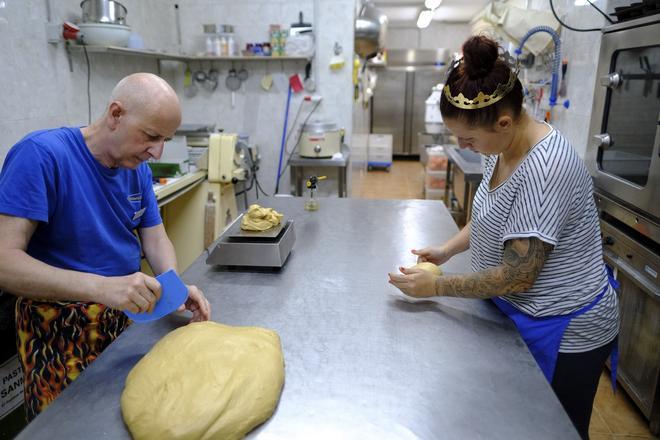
[515,26,561,107]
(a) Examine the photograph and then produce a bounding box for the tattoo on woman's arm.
[435,238,553,298]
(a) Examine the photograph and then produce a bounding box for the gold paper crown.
[443,55,519,110]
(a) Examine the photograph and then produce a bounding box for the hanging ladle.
[205,67,219,92]
[225,68,241,108]
[237,67,249,92]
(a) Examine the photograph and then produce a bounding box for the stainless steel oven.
[588,15,660,435]
[587,15,660,221]
[597,194,660,434]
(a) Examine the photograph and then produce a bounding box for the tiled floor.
[353,160,657,440]
[352,160,426,200]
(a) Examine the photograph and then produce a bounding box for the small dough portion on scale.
[121,322,285,440]
[241,204,284,231]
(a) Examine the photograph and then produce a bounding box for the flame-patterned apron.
[15,298,130,421]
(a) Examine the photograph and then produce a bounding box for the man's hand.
[177,285,211,322]
[98,272,162,314]
[388,266,439,298]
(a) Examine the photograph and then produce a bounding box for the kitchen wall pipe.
[46,0,57,22]
[516,26,561,108]
[275,85,293,194]
[313,0,319,90]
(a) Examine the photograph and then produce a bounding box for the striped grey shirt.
[469,126,619,352]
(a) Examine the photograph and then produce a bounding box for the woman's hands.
[411,245,452,266]
[388,266,439,298]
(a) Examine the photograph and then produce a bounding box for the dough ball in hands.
[410,262,443,276]
[121,322,285,440]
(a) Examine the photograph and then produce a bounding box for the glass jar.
[219,34,229,56]
[205,33,215,56]
[226,34,235,56]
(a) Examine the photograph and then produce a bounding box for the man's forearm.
[0,249,102,301]
[142,234,178,275]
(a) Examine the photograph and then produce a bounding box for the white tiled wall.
[0,0,175,165]
[525,0,631,158]
[0,0,355,202]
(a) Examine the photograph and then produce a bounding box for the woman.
[388,35,619,439]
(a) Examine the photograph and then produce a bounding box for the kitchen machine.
[586,13,660,434]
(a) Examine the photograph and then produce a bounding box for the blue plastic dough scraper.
[124,269,188,323]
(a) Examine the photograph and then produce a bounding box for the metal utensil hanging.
[183,64,198,98]
[225,68,241,107]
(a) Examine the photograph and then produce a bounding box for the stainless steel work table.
[17,198,578,440]
[444,146,483,226]
[289,144,350,197]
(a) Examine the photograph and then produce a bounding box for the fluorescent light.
[425,0,442,10]
[574,0,589,4]
[379,6,420,22]
[417,10,433,28]
[432,5,483,22]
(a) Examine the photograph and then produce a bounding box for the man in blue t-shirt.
[0,73,211,421]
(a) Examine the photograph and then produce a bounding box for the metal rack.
[67,44,311,62]
[65,44,310,73]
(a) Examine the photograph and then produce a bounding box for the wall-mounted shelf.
[67,45,311,62]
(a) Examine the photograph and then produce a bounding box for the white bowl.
[78,22,131,47]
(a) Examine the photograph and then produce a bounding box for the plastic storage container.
[368,134,393,170]
[425,168,446,189]
[425,187,444,200]
[427,146,448,171]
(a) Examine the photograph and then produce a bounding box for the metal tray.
[226,213,286,239]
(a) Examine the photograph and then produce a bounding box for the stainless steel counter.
[16,198,578,440]
[289,144,350,197]
[444,146,484,227]
[444,146,483,182]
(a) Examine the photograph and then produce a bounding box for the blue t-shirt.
[0,127,162,276]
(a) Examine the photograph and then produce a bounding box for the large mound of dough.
[121,322,285,440]
[240,204,284,231]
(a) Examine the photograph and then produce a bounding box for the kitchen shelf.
[67,44,310,62]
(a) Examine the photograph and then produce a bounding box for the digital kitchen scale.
[206,213,295,268]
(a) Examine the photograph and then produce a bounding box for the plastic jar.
[226,34,235,56]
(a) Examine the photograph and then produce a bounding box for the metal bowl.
[80,0,127,25]
[354,3,387,59]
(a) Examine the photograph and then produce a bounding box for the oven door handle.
[603,249,660,300]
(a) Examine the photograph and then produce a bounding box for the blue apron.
[492,266,619,387]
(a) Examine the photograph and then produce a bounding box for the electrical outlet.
[45,22,61,44]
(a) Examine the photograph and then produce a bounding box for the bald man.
[0,73,211,421]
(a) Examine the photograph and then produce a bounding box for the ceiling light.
[379,6,421,22]
[425,0,442,10]
[417,10,433,28]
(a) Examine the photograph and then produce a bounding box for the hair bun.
[462,35,499,79]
